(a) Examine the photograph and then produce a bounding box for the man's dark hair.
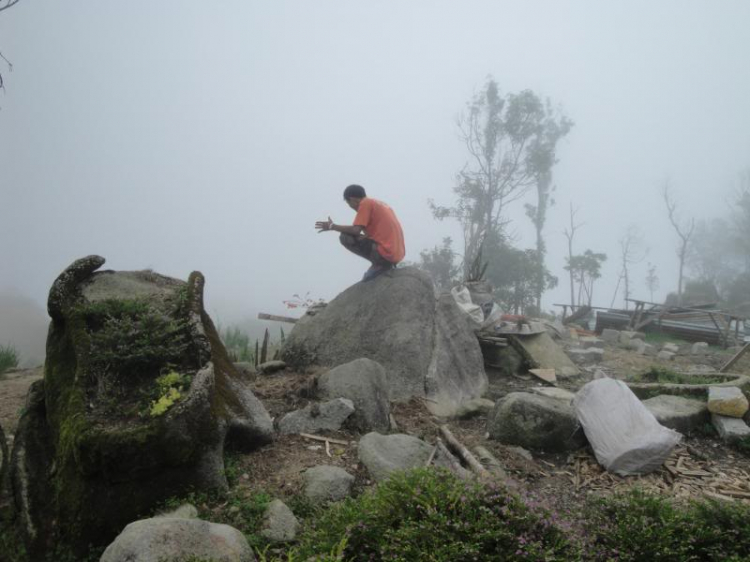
[343,184,366,200]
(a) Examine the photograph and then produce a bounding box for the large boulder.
[282,268,487,416]
[487,392,586,452]
[317,358,390,432]
[277,398,355,435]
[9,256,273,557]
[100,517,254,562]
[302,465,355,503]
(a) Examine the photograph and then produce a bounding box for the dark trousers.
[339,234,393,267]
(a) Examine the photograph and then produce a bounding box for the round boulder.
[358,432,433,481]
[487,392,586,452]
[317,358,391,432]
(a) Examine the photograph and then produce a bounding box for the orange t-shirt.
[353,198,406,263]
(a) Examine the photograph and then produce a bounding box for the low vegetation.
[0,342,19,374]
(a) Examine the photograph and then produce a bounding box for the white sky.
[1,0,749,333]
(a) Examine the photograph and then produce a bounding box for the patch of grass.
[631,366,724,385]
[584,489,750,561]
[294,468,578,561]
[0,343,19,374]
[642,332,689,347]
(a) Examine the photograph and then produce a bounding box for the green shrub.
[0,343,19,374]
[295,468,578,561]
[584,489,750,561]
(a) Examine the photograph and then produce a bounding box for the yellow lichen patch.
[150,371,190,417]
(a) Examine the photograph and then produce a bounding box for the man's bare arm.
[315,216,365,236]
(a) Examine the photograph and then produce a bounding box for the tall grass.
[0,343,19,374]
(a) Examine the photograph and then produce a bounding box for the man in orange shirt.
[315,184,406,281]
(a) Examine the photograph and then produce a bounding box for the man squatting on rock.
[315,184,406,281]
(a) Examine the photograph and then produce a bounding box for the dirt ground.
[2,340,749,513]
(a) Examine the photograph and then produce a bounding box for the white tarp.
[450,286,484,326]
[573,378,682,476]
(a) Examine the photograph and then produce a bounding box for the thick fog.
[1,1,749,364]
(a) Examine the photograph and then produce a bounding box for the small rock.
[358,432,433,481]
[662,343,680,354]
[258,360,287,374]
[303,465,355,503]
[567,348,604,365]
[711,414,750,443]
[619,331,645,345]
[657,350,675,361]
[580,336,605,349]
[234,362,257,379]
[601,329,620,343]
[505,445,533,461]
[100,518,254,562]
[155,504,198,519]
[691,342,709,355]
[454,398,495,419]
[707,386,749,418]
[643,395,709,434]
[529,387,576,404]
[260,499,299,543]
[278,398,355,434]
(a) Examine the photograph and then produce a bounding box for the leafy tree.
[430,78,572,276]
[565,250,607,307]
[417,237,461,291]
[483,232,557,315]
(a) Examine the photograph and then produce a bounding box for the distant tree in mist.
[417,237,461,291]
[662,182,695,306]
[645,263,660,303]
[0,0,21,95]
[430,78,572,277]
[611,225,645,309]
[565,249,607,308]
[525,170,555,312]
[563,204,583,308]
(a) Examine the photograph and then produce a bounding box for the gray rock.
[506,445,533,461]
[567,347,604,365]
[662,343,680,354]
[580,336,605,349]
[100,517,255,562]
[258,360,287,374]
[707,386,749,418]
[317,358,390,432]
[657,350,676,361]
[619,331,645,345]
[487,392,586,452]
[282,267,487,417]
[10,257,274,558]
[358,432,433,481]
[234,362,257,380]
[260,499,299,543]
[530,387,576,404]
[638,341,657,356]
[454,398,495,419]
[278,398,355,435]
[643,395,709,433]
[155,503,198,519]
[601,329,620,343]
[303,465,355,503]
[691,342,710,355]
[711,414,750,442]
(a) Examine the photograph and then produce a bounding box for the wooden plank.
[720,342,750,373]
[258,312,298,324]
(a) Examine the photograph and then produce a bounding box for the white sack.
[450,286,484,326]
[573,378,682,476]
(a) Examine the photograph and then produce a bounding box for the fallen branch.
[440,425,491,479]
[435,438,470,479]
[424,445,438,467]
[299,433,349,446]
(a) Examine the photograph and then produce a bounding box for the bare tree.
[0,0,21,95]
[563,204,583,309]
[611,225,646,309]
[645,262,660,302]
[662,182,695,306]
